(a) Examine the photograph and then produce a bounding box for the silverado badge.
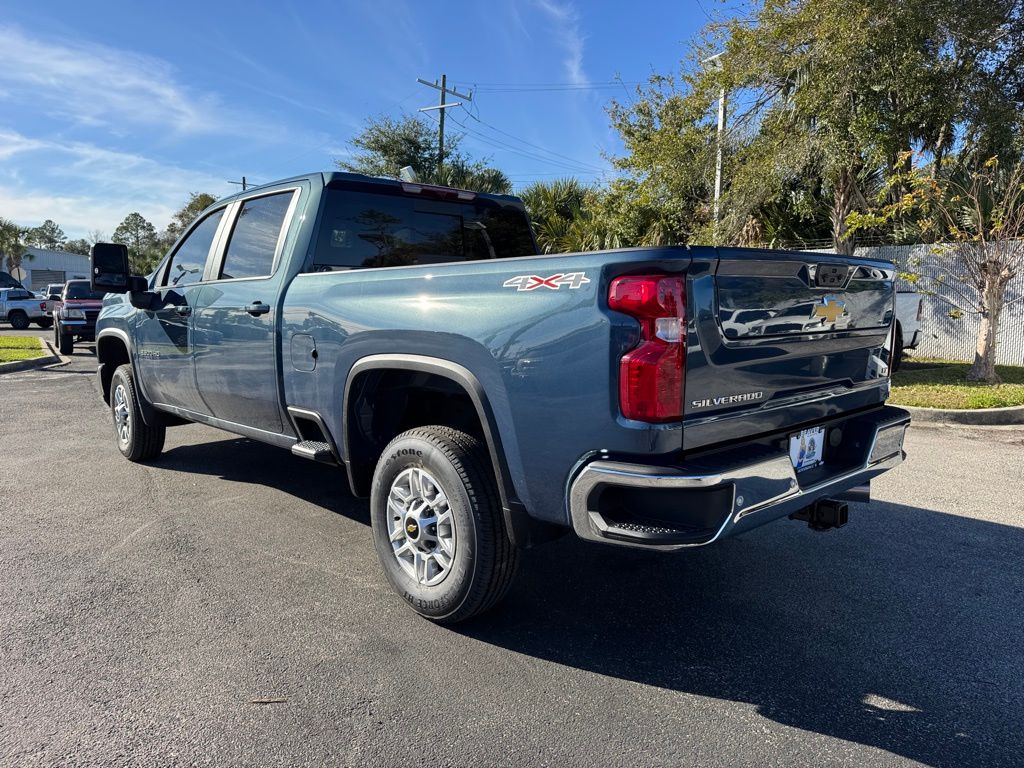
[812,295,847,324]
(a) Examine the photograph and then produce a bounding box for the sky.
[0,0,713,239]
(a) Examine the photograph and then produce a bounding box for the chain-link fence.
[814,243,1024,365]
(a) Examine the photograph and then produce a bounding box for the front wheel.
[57,325,74,355]
[370,426,519,624]
[110,364,165,462]
[9,311,29,330]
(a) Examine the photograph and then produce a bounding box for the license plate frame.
[789,426,825,473]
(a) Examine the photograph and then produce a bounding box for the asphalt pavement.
[1,336,1022,767]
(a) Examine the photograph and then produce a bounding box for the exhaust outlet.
[789,498,849,531]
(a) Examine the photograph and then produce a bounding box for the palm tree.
[0,217,30,276]
[426,163,512,195]
[519,178,616,253]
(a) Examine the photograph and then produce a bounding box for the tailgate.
[683,247,895,451]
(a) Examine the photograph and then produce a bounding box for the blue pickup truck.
[90,172,910,623]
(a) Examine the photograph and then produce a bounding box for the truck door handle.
[246,301,270,316]
[174,305,191,317]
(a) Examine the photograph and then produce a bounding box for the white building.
[11,247,90,291]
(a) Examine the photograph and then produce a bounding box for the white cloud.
[0,130,229,236]
[0,25,225,134]
[533,0,587,85]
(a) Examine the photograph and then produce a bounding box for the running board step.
[291,440,337,464]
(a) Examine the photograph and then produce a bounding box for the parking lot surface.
[2,340,1023,767]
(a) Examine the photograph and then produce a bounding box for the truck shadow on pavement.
[157,436,369,525]
[152,437,1020,767]
[461,503,1024,768]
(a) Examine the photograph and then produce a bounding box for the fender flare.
[342,353,532,546]
[96,328,160,427]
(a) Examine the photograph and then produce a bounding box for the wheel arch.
[96,329,177,428]
[342,354,535,547]
[96,329,133,404]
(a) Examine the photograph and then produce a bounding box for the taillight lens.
[608,275,686,422]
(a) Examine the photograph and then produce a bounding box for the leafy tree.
[112,212,161,274]
[0,217,29,275]
[162,192,217,249]
[853,156,1024,382]
[608,0,1024,251]
[63,238,92,256]
[64,229,108,257]
[341,115,442,179]
[338,114,511,194]
[24,219,66,250]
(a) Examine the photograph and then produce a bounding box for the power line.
[448,79,644,91]
[441,111,606,176]
[457,105,607,173]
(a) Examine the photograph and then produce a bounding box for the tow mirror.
[91,243,131,293]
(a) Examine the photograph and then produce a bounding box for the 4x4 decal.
[502,272,591,291]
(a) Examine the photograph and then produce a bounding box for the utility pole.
[702,52,727,243]
[417,75,473,173]
[714,86,727,233]
[228,176,248,191]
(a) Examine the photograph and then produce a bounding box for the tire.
[892,324,904,373]
[370,426,520,624]
[36,318,53,329]
[58,326,74,355]
[9,311,29,330]
[110,363,165,462]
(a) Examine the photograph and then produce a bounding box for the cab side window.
[162,209,224,288]
[218,192,293,280]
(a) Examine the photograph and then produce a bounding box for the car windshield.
[64,283,105,300]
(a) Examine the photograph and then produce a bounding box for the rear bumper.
[568,406,910,550]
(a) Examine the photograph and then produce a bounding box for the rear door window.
[218,192,294,280]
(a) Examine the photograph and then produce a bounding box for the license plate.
[789,427,825,472]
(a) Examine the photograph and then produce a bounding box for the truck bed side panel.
[281,249,689,525]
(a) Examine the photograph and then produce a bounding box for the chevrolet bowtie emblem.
[812,295,847,324]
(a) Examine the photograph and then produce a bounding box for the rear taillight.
[916,298,924,322]
[608,274,686,422]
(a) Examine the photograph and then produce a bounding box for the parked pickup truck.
[894,291,925,370]
[0,287,53,329]
[91,172,911,623]
[53,280,105,354]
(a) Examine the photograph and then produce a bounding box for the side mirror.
[91,243,131,293]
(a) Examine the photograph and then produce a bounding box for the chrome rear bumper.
[568,406,910,550]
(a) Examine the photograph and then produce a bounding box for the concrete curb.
[0,338,64,375]
[903,403,1024,425]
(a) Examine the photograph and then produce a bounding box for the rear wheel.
[8,311,29,330]
[110,364,165,462]
[369,426,519,624]
[892,324,904,373]
[36,318,53,329]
